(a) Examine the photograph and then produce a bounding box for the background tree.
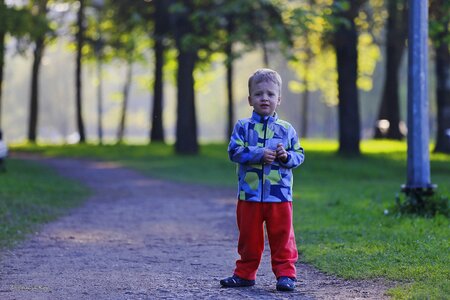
[75,0,86,143]
[296,29,313,139]
[430,0,450,153]
[216,0,292,138]
[171,1,232,154]
[114,31,147,144]
[373,0,408,139]
[0,0,6,132]
[110,0,171,144]
[91,0,106,145]
[0,2,36,133]
[172,1,199,154]
[288,0,327,138]
[288,0,381,141]
[108,2,149,144]
[27,0,52,143]
[83,0,112,145]
[332,0,369,156]
[149,0,171,143]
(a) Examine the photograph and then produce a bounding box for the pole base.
[401,184,437,196]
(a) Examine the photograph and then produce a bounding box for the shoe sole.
[220,282,255,288]
[221,285,255,288]
[276,285,295,292]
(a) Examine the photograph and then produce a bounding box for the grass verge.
[0,159,89,249]
[11,140,450,299]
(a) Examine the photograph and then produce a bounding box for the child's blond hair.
[248,68,282,96]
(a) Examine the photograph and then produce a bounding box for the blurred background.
[0,0,449,154]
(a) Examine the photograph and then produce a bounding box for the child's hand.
[263,148,276,164]
[276,143,288,163]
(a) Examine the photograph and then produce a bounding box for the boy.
[220,69,304,292]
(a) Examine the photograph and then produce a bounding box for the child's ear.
[248,96,253,107]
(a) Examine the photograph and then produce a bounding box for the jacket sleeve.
[228,121,264,164]
[278,126,305,169]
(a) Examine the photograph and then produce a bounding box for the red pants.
[234,200,298,280]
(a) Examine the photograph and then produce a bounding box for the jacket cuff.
[278,153,292,168]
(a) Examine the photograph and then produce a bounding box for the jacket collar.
[251,111,278,124]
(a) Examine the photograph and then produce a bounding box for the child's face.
[248,80,280,117]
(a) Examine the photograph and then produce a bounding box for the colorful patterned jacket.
[228,111,305,202]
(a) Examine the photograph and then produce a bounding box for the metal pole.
[403,0,435,194]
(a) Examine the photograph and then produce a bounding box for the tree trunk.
[173,1,198,154]
[27,37,45,143]
[0,22,4,131]
[334,12,360,155]
[374,0,407,139]
[76,0,86,143]
[175,49,198,154]
[262,41,269,67]
[433,40,450,153]
[117,59,133,143]
[225,41,234,139]
[300,45,312,138]
[150,36,164,142]
[301,89,310,138]
[150,0,168,143]
[96,57,103,145]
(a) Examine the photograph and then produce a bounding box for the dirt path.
[0,156,393,299]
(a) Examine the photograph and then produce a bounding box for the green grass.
[11,140,450,299]
[0,159,89,249]
[296,141,449,299]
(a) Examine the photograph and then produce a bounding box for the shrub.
[393,190,449,218]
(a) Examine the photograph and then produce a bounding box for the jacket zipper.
[261,118,268,202]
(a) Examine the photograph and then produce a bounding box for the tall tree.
[0,0,5,132]
[170,0,230,154]
[333,0,367,155]
[117,57,133,143]
[173,1,198,154]
[299,46,312,138]
[224,30,234,139]
[373,0,408,139]
[80,0,110,145]
[110,0,169,143]
[0,2,33,132]
[287,2,316,138]
[430,0,450,153]
[27,0,50,143]
[107,0,148,143]
[218,0,292,138]
[288,0,382,140]
[91,0,105,145]
[150,0,170,143]
[75,0,86,143]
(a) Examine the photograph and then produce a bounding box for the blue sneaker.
[220,275,255,287]
[276,276,296,291]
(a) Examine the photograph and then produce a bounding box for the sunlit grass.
[360,139,408,153]
[9,140,450,298]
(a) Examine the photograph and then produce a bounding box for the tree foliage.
[1,0,449,156]
[287,0,382,140]
[0,1,51,132]
[205,0,293,138]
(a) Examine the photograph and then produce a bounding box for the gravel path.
[0,156,393,299]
